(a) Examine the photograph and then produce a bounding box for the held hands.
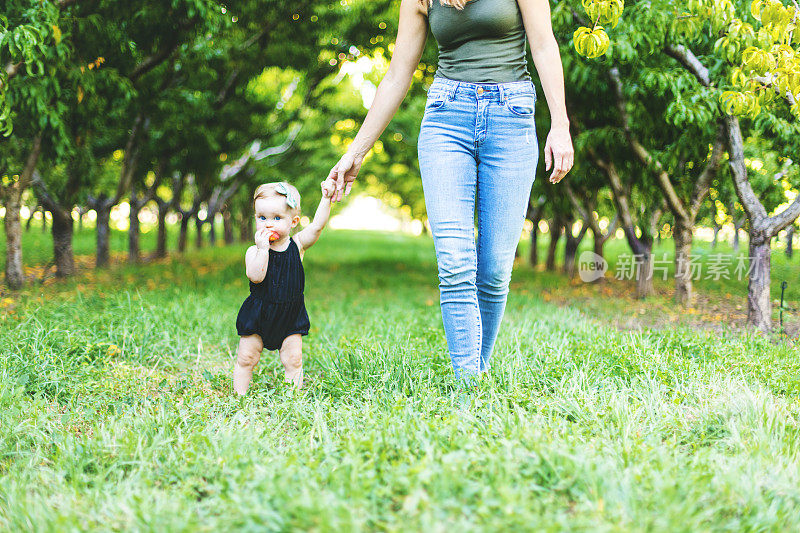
[326,151,364,203]
[544,126,574,184]
[320,177,337,199]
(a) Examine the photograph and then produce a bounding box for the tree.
[1,1,73,286]
[1,135,41,288]
[569,0,800,331]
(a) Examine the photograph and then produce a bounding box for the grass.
[1,226,799,530]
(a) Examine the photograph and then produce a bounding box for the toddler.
[234,179,336,392]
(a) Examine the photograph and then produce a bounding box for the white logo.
[578,251,607,282]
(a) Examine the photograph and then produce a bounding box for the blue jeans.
[417,77,539,379]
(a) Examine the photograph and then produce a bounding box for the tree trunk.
[52,208,75,278]
[95,204,112,268]
[26,205,40,231]
[178,214,190,253]
[747,233,772,333]
[732,218,745,252]
[545,218,562,271]
[239,211,252,243]
[4,137,42,289]
[673,220,694,306]
[592,227,606,259]
[223,208,235,245]
[195,216,204,249]
[635,244,654,299]
[128,199,141,263]
[589,227,609,285]
[525,199,544,268]
[786,226,794,259]
[208,213,217,246]
[529,224,539,267]
[155,201,169,258]
[4,193,25,289]
[712,222,721,249]
[563,237,580,278]
[563,221,587,279]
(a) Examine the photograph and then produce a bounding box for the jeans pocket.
[426,90,447,111]
[506,94,536,116]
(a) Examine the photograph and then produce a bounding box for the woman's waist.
[428,75,534,101]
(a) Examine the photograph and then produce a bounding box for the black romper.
[236,238,310,350]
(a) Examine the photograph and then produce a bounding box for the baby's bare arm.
[295,180,336,252]
[245,237,269,283]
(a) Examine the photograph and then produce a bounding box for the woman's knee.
[436,245,477,291]
[477,263,513,295]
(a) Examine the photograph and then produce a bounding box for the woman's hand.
[517,0,573,184]
[326,151,365,203]
[544,126,573,184]
[324,0,428,203]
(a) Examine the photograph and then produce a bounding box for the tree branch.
[769,194,800,234]
[128,41,181,82]
[752,75,797,107]
[563,181,603,237]
[587,146,647,255]
[31,170,61,214]
[664,44,712,87]
[689,126,725,218]
[661,45,777,227]
[112,114,146,204]
[19,134,43,190]
[214,68,241,108]
[253,124,302,160]
[767,157,800,233]
[608,67,691,223]
[723,114,769,223]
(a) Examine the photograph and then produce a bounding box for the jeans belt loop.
[449,82,459,101]
[499,85,506,105]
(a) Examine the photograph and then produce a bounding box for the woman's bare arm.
[517,0,574,183]
[327,0,429,202]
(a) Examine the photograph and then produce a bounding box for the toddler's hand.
[255,228,271,250]
[321,178,337,199]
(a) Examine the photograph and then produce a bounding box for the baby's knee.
[237,351,260,369]
[280,338,303,370]
[236,339,262,369]
[281,349,302,371]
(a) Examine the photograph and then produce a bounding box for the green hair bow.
[275,182,297,210]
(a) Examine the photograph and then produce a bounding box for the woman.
[328,0,573,379]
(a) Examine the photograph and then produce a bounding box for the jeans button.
[476,87,484,95]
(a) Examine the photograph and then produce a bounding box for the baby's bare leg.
[279,334,303,387]
[234,334,263,395]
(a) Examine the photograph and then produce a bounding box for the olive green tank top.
[427,0,531,83]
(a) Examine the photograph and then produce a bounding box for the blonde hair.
[252,181,301,216]
[422,0,469,8]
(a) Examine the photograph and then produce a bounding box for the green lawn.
[1,229,799,530]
